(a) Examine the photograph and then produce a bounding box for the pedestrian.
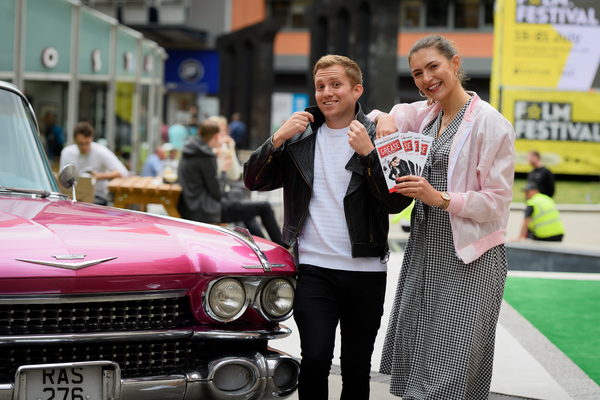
[60,121,129,205]
[177,120,286,247]
[527,150,555,197]
[244,55,410,400]
[140,145,166,177]
[515,182,564,242]
[207,115,242,182]
[369,34,516,399]
[229,112,248,149]
[42,112,64,166]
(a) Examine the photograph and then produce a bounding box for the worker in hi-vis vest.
[517,182,565,242]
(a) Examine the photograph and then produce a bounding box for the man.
[177,120,286,247]
[60,121,128,205]
[141,145,166,177]
[527,150,555,197]
[517,182,565,241]
[228,112,247,149]
[244,55,410,400]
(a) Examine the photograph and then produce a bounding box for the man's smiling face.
[314,64,363,129]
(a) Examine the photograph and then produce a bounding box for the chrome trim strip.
[0,289,187,304]
[0,325,291,344]
[15,256,117,270]
[0,329,193,345]
[242,264,286,269]
[191,324,292,341]
[121,375,186,400]
[211,225,272,272]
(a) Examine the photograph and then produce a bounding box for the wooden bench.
[108,176,182,218]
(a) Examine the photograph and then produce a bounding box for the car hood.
[0,196,294,294]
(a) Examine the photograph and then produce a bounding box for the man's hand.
[272,111,314,149]
[347,120,374,157]
[375,113,398,139]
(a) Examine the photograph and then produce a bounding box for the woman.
[368,35,515,399]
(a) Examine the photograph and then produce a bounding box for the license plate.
[22,366,102,400]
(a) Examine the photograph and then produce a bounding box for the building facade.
[80,0,496,148]
[1,0,166,173]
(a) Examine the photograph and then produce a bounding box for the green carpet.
[503,277,600,385]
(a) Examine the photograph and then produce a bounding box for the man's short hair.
[313,55,363,87]
[199,120,220,142]
[529,150,540,159]
[74,121,94,138]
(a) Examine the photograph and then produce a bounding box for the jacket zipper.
[367,158,381,195]
[254,154,272,181]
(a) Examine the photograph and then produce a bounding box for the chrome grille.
[0,297,192,334]
[0,339,255,378]
[1,340,192,378]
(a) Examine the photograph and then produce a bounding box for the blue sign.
[164,50,219,94]
[292,94,309,112]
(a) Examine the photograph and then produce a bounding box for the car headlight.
[261,278,294,319]
[208,278,247,321]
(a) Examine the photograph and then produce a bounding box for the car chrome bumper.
[1,349,299,400]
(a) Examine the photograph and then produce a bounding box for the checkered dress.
[380,99,508,399]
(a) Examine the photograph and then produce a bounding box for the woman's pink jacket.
[368,93,516,264]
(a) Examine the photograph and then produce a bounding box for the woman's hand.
[395,175,443,208]
[375,113,398,139]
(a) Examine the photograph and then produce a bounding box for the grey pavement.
[273,204,600,400]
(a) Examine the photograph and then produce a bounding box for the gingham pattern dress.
[380,98,508,399]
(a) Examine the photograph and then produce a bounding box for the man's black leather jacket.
[243,103,411,260]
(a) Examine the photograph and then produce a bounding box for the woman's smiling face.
[409,47,460,104]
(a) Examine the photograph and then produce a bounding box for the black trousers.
[220,199,285,247]
[527,230,564,241]
[293,264,386,400]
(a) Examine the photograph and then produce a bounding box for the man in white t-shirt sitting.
[60,122,129,205]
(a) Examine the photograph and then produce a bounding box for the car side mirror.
[58,164,80,201]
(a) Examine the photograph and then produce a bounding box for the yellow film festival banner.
[501,0,600,90]
[492,0,600,175]
[501,89,600,175]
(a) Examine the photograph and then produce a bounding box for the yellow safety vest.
[526,193,565,238]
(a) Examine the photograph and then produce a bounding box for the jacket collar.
[305,102,368,134]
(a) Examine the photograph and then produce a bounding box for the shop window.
[426,0,448,28]
[400,0,421,28]
[483,0,494,28]
[270,1,289,25]
[269,0,309,28]
[79,82,107,141]
[454,0,479,28]
[290,1,310,28]
[115,82,134,169]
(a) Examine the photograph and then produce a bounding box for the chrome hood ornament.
[15,256,117,270]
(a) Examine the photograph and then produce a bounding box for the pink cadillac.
[0,81,299,400]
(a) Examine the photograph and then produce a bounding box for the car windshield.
[0,87,57,192]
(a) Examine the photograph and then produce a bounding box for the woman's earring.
[419,89,427,98]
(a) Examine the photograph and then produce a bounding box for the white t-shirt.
[60,142,129,200]
[298,124,384,272]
